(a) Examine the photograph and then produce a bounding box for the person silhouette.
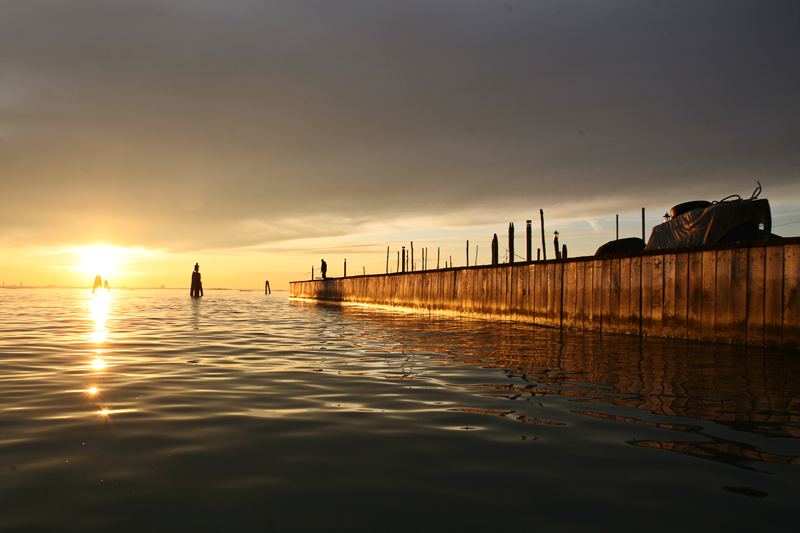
[190,263,203,297]
[92,275,102,295]
[320,259,327,279]
[104,280,110,292]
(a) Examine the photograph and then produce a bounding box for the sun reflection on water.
[90,291,110,344]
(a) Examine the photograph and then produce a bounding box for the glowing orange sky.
[1,2,798,289]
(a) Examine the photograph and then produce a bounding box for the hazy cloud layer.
[1,1,798,250]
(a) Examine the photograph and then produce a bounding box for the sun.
[79,245,123,275]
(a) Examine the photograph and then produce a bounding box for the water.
[0,289,797,532]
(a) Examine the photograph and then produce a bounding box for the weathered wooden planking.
[701,250,717,343]
[592,259,603,332]
[641,255,653,336]
[747,247,766,346]
[687,251,703,341]
[554,262,564,328]
[650,255,664,338]
[562,262,577,328]
[546,263,556,327]
[662,254,676,339]
[764,245,784,347]
[629,256,642,336]
[784,244,800,349]
[674,253,689,340]
[714,249,733,343]
[584,261,595,330]
[575,261,586,330]
[601,259,612,333]
[619,258,631,335]
[610,258,621,334]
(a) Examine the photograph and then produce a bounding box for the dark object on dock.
[265,280,271,294]
[670,200,712,219]
[595,237,646,256]
[191,263,203,297]
[92,275,102,295]
[491,234,499,265]
[321,259,327,279]
[104,280,110,291]
[540,209,547,261]
[553,231,560,259]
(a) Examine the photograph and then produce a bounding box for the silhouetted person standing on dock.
[320,259,327,279]
[191,263,203,297]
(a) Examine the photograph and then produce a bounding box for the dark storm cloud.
[1,1,798,248]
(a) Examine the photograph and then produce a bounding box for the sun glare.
[80,245,124,276]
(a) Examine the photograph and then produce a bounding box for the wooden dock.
[290,238,800,349]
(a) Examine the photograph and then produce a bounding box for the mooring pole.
[386,246,389,274]
[411,242,414,271]
[466,240,469,267]
[401,247,406,273]
[437,247,440,269]
[540,209,547,261]
[265,280,271,294]
[616,214,619,240]
[343,258,347,278]
[475,245,478,266]
[509,222,515,264]
[526,220,532,262]
[311,266,314,280]
[397,251,400,273]
[642,207,645,240]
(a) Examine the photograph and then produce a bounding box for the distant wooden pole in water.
[437,247,440,269]
[538,248,541,261]
[540,209,547,261]
[265,280,271,294]
[642,207,646,240]
[562,244,568,259]
[363,266,365,276]
[475,245,478,266]
[466,240,469,267]
[386,246,389,274]
[401,247,406,273]
[509,222,515,264]
[526,220,532,261]
[449,255,452,268]
[312,266,314,280]
[554,232,560,260]
[492,234,499,265]
[616,214,619,240]
[411,242,414,272]
[397,251,400,273]
[343,258,347,278]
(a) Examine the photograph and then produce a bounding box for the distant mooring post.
[437,247,440,269]
[402,247,406,273]
[343,258,347,278]
[540,209,547,261]
[526,220,532,261]
[265,280,271,294]
[396,251,400,273]
[491,234,499,265]
[554,231,560,259]
[508,222,515,264]
[616,214,619,240]
[466,240,469,267]
[312,266,314,280]
[386,246,389,274]
[642,207,646,240]
[411,242,414,271]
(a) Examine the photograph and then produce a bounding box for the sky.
[1,0,799,289]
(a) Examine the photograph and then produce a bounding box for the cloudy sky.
[1,1,798,288]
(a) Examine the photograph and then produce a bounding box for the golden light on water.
[90,291,110,343]
[91,359,106,370]
[88,387,98,394]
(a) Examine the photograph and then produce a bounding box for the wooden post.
[540,209,547,261]
[363,266,365,276]
[616,215,619,240]
[526,220,532,262]
[509,222,515,264]
[642,207,645,241]
[265,280,271,294]
[397,251,400,273]
[312,266,314,280]
[402,247,406,273]
[386,246,389,274]
[554,232,560,260]
[437,247,440,269]
[537,248,541,261]
[343,258,347,278]
[492,234,499,265]
[475,245,479,266]
[466,240,469,267]
[562,244,568,260]
[411,242,414,271]
[450,255,452,268]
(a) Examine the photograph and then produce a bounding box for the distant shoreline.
[0,286,287,291]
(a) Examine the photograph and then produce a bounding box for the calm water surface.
[0,289,798,532]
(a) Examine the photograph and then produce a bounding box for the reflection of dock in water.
[303,301,800,468]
